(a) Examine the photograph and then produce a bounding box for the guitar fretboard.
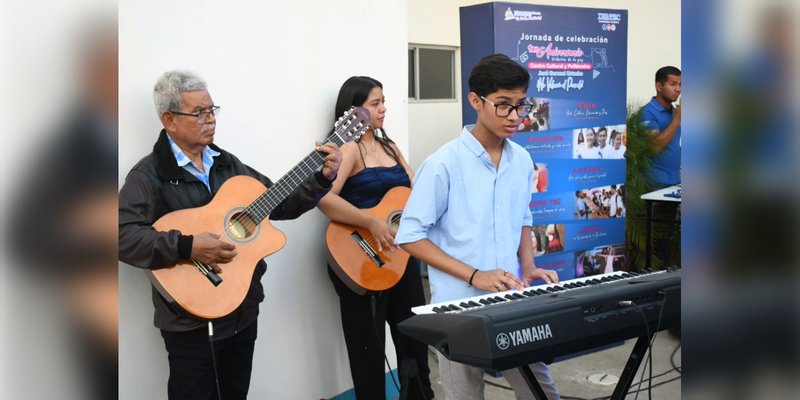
[244,114,363,223]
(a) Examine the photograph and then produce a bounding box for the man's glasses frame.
[480,96,533,118]
[170,106,221,124]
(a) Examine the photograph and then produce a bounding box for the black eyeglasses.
[171,106,221,124]
[480,96,533,118]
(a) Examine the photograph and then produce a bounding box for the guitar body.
[135,106,370,319]
[147,175,286,320]
[325,186,411,295]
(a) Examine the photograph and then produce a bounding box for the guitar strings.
[227,112,365,235]
[359,212,404,251]
[229,148,327,229]
[232,126,340,226]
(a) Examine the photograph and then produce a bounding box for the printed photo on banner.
[517,97,551,133]
[530,226,547,257]
[575,243,625,277]
[572,124,626,159]
[574,184,625,219]
[532,162,549,193]
[532,224,566,254]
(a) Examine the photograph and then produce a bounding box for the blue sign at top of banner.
[494,3,627,104]
[460,2,628,126]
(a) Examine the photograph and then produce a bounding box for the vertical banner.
[461,3,628,282]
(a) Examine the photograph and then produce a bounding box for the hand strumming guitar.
[366,217,397,252]
[191,232,237,273]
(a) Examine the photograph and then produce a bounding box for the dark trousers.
[328,259,434,400]
[161,322,257,400]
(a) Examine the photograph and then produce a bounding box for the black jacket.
[119,129,331,337]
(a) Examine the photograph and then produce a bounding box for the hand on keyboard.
[523,267,559,285]
[472,268,526,292]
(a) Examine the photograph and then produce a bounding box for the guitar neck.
[246,131,347,223]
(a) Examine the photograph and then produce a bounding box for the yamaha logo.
[496,333,511,350]
[496,324,554,350]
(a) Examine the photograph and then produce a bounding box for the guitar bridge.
[351,231,384,268]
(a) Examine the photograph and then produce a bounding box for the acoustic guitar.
[325,186,411,295]
[147,107,370,319]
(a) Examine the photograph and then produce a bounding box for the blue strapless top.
[339,164,410,208]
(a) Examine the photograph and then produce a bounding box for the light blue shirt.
[166,134,220,191]
[396,126,534,304]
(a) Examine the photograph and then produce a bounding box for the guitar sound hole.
[227,211,257,240]
[388,211,402,230]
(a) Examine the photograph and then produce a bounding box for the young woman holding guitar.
[318,76,434,400]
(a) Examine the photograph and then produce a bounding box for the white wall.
[120,1,680,397]
[407,0,681,170]
[118,1,407,399]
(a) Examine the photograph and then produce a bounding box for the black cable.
[630,291,668,400]
[562,374,683,400]
[670,343,682,374]
[644,291,668,400]
[208,321,223,400]
[631,368,678,388]
[634,374,682,390]
[561,374,684,400]
[370,295,401,394]
[629,303,653,400]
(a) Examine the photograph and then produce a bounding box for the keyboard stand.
[610,334,653,400]
[516,334,654,400]
[518,364,549,400]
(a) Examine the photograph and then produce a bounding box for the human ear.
[467,92,482,111]
[160,112,177,133]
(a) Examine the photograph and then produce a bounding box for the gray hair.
[153,70,207,116]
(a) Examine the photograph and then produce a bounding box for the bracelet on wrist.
[468,268,479,286]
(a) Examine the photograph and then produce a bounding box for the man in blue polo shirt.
[640,66,681,187]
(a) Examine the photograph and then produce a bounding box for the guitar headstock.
[332,106,370,145]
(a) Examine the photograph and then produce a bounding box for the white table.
[640,185,681,268]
